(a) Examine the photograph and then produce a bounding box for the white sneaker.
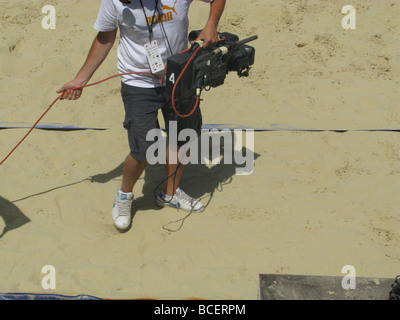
[112,188,134,230]
[155,187,204,213]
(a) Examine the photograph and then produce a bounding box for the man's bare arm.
[196,0,226,48]
[57,29,117,100]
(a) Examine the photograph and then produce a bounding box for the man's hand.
[194,0,225,48]
[56,80,85,100]
[194,24,219,48]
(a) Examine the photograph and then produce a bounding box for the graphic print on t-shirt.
[161,0,178,14]
[145,0,178,26]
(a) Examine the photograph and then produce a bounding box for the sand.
[0,0,399,299]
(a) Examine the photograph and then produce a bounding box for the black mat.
[259,274,395,300]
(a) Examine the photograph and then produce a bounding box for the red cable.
[0,70,162,166]
[171,46,202,118]
[0,94,63,166]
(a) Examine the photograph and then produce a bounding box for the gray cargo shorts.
[121,82,202,161]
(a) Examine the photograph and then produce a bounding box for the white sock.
[161,191,173,201]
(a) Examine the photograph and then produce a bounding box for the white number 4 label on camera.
[169,73,175,84]
[145,40,165,74]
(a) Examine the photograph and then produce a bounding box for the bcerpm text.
[198,304,245,315]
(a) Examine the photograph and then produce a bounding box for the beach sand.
[0,0,399,299]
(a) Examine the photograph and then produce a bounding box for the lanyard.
[139,0,159,41]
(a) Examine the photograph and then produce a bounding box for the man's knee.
[126,153,148,167]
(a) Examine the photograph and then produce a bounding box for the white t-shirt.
[94,0,213,88]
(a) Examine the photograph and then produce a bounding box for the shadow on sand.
[91,134,260,232]
[8,133,260,233]
[0,196,30,238]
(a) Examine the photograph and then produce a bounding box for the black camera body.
[166,31,257,100]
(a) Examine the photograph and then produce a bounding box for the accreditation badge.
[144,40,165,74]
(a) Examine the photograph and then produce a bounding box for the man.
[57,0,226,231]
